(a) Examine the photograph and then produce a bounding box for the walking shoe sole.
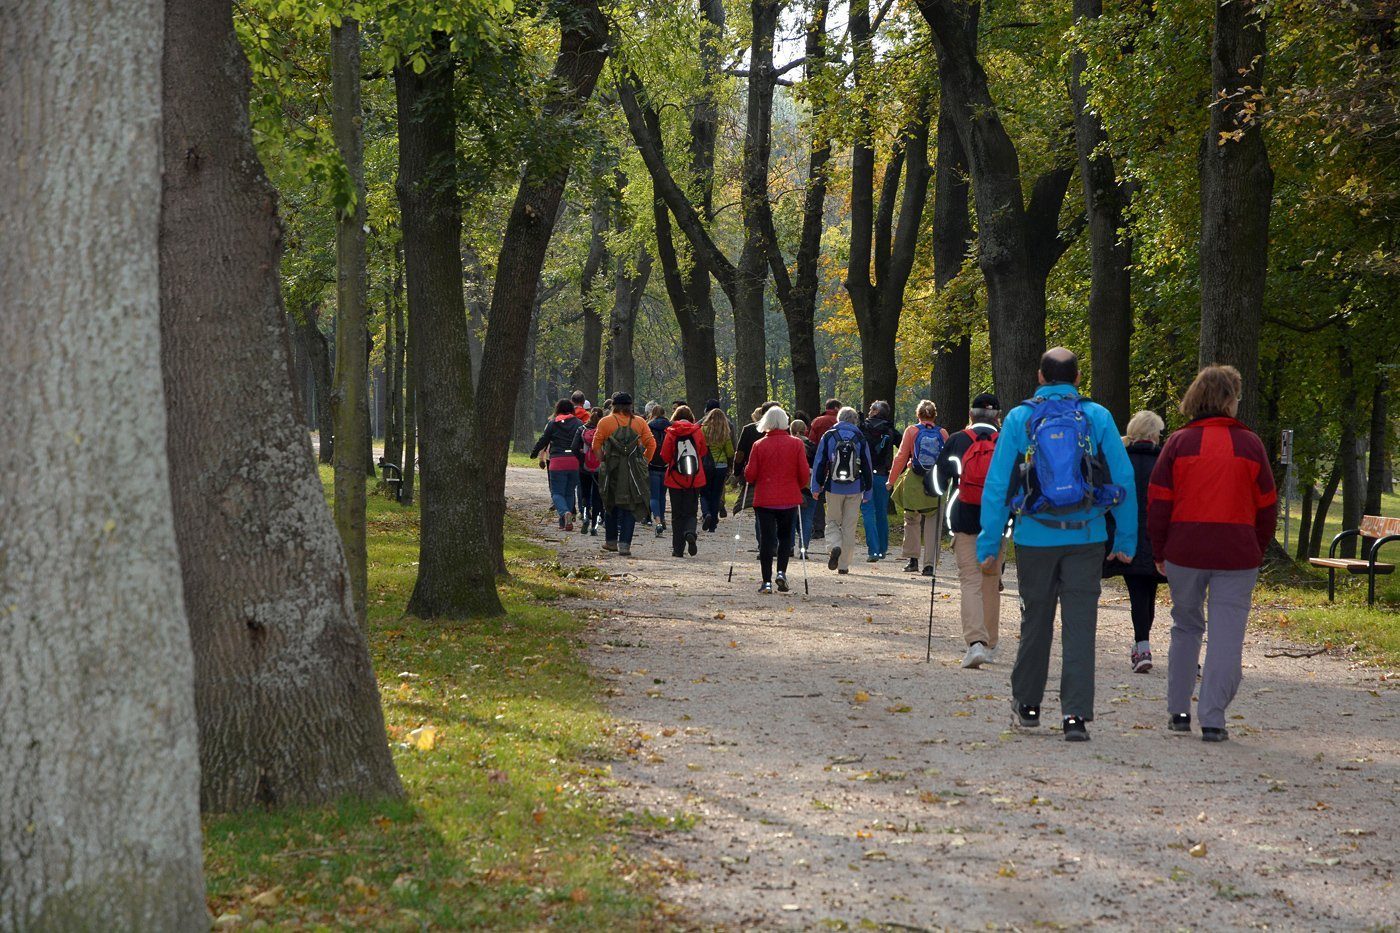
[1064,730,1090,742]
[776,577,789,593]
[828,547,841,571]
[1133,661,1153,673]
[686,533,697,556]
[1202,729,1229,743]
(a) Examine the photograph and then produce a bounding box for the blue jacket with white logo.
[976,384,1137,562]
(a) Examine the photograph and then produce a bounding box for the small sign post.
[1280,429,1294,552]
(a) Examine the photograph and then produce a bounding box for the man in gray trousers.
[975,349,1138,741]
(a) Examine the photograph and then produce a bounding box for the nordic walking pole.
[726,482,748,583]
[798,508,811,596]
[926,495,944,662]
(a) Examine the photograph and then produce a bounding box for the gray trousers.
[1011,543,1103,720]
[1164,562,1259,729]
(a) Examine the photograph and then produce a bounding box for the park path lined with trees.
[504,467,1400,929]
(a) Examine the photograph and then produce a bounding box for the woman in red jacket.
[661,406,709,559]
[744,407,811,593]
[1147,365,1278,743]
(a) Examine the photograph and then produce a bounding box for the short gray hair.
[837,406,859,424]
[757,406,790,433]
[1125,410,1165,442]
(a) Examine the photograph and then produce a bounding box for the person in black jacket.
[858,401,901,561]
[530,399,586,530]
[646,403,671,535]
[1104,410,1169,673]
[935,393,1004,668]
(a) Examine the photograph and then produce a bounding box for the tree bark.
[1295,478,1314,563]
[1198,0,1273,430]
[915,0,1059,405]
[572,192,609,403]
[472,0,609,576]
[396,33,503,617]
[1070,0,1133,428]
[383,256,405,478]
[401,316,417,504]
[931,101,975,423]
[329,17,369,624]
[293,305,336,463]
[1,0,208,923]
[159,0,402,811]
[610,240,653,397]
[1338,347,1363,558]
[1364,374,1389,549]
[1309,457,1342,559]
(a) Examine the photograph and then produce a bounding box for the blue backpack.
[909,424,944,476]
[1010,396,1124,528]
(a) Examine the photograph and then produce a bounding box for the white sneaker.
[985,645,998,663]
[961,643,990,669]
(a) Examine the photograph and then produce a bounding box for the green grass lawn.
[201,469,669,930]
[1257,488,1400,667]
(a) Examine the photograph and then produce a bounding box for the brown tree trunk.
[401,318,417,504]
[1295,479,1315,563]
[329,17,369,624]
[1338,347,1363,557]
[572,192,609,403]
[1198,0,1273,430]
[160,0,402,811]
[610,239,653,397]
[1364,374,1389,549]
[293,305,335,463]
[1,2,208,922]
[472,0,609,575]
[931,102,974,424]
[1309,458,1342,559]
[383,256,405,477]
[396,33,503,617]
[1070,0,1133,429]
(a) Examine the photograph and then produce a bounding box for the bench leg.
[1368,572,1376,607]
[1328,568,1336,602]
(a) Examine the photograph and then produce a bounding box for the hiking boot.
[619,544,632,557]
[1011,702,1041,728]
[903,557,920,572]
[961,643,990,669]
[828,546,841,571]
[686,531,697,556]
[1169,713,1191,733]
[1202,727,1229,743]
[921,565,934,577]
[758,582,773,595]
[1132,643,1153,674]
[602,541,618,552]
[1063,716,1090,742]
[775,572,789,593]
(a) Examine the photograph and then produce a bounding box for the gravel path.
[506,466,1399,930]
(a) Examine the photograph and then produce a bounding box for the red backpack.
[581,427,601,472]
[956,427,998,505]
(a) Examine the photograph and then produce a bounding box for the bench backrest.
[1361,515,1400,539]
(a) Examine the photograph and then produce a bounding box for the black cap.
[971,392,1000,410]
[613,392,633,406]
[705,398,721,412]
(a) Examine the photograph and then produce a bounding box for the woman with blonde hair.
[1104,409,1169,673]
[889,399,949,574]
[700,407,734,532]
[1147,366,1278,742]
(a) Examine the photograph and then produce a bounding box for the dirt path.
[506,466,1398,930]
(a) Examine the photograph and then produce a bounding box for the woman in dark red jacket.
[743,407,811,594]
[1147,365,1278,743]
[661,406,709,559]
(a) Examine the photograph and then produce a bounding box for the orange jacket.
[591,412,657,461]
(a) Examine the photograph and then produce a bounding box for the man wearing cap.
[935,393,1004,669]
[590,392,657,556]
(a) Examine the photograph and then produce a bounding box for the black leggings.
[1125,575,1159,643]
[755,506,797,583]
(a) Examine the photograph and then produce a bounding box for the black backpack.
[832,437,859,484]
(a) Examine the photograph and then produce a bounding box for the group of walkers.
[532,349,1278,744]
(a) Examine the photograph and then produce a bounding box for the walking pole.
[798,507,811,596]
[926,496,944,663]
[726,482,748,583]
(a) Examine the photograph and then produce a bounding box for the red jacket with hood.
[744,430,811,509]
[661,420,709,490]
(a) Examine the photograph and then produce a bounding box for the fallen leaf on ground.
[1189,842,1208,858]
[853,691,870,703]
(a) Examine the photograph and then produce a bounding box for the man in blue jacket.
[977,348,1136,742]
[811,407,873,574]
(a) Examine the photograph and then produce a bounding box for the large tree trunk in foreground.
[1070,0,1133,429]
[160,0,402,811]
[397,33,502,617]
[472,0,609,579]
[0,1,207,923]
[330,17,369,624]
[1198,0,1272,431]
[931,103,974,424]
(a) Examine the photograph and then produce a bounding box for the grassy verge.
[201,468,666,930]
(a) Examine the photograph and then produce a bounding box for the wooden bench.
[1309,514,1400,605]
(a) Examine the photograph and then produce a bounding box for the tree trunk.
[916,0,1052,405]
[1364,374,1389,549]
[1198,0,1273,431]
[931,102,974,424]
[516,310,541,453]
[1295,478,1314,562]
[383,257,405,477]
[1309,458,1343,559]
[329,18,368,624]
[396,34,503,617]
[293,306,336,463]
[610,244,653,397]
[1338,349,1362,558]
[654,195,721,405]
[1070,0,1132,429]
[401,318,417,505]
[572,192,609,403]
[472,0,609,577]
[1,0,208,923]
[160,0,402,811]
